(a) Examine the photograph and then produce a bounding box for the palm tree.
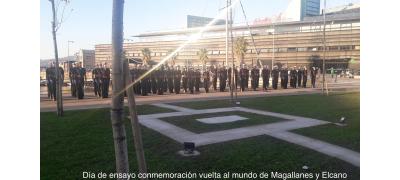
[167,49,177,66]
[110,0,129,175]
[141,48,151,65]
[233,37,248,66]
[198,48,208,70]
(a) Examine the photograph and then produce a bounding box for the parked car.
[40,79,47,86]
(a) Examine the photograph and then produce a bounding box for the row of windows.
[120,45,359,58]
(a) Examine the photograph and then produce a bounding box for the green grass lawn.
[172,92,360,151]
[161,111,288,133]
[41,105,359,179]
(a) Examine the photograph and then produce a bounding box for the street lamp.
[68,40,74,62]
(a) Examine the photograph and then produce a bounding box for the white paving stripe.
[196,115,248,124]
[267,131,360,167]
[139,103,359,167]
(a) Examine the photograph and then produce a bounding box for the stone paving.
[138,103,360,167]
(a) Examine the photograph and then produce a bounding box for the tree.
[110,0,130,177]
[167,49,177,66]
[141,48,151,66]
[233,37,248,66]
[48,0,72,116]
[198,48,208,70]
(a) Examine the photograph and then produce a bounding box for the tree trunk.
[123,61,148,177]
[110,0,129,178]
[49,0,63,116]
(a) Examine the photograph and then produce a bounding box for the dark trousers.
[102,79,109,98]
[182,78,188,92]
[71,81,76,97]
[297,76,302,87]
[311,76,316,88]
[168,78,174,93]
[204,80,209,93]
[174,78,181,94]
[212,78,217,90]
[272,78,278,89]
[302,76,307,88]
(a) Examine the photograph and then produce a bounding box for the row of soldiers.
[128,64,319,96]
[270,66,319,89]
[92,63,111,98]
[46,63,319,100]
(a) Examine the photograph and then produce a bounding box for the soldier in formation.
[119,63,317,98]
[250,65,260,91]
[69,62,86,99]
[46,62,64,101]
[261,65,270,91]
[219,65,227,92]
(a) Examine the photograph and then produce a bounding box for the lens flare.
[114,0,240,98]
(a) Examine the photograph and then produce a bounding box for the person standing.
[244,65,250,90]
[311,67,317,88]
[240,65,246,92]
[46,63,55,100]
[302,66,308,88]
[182,67,188,93]
[297,66,303,88]
[203,67,210,93]
[261,65,270,91]
[174,66,182,94]
[75,62,86,99]
[251,66,260,91]
[101,63,111,98]
[188,66,195,94]
[219,65,227,92]
[194,67,201,92]
[272,66,279,90]
[211,65,218,91]
[167,65,174,93]
[69,63,77,97]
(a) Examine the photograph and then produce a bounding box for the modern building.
[187,15,226,28]
[95,3,359,72]
[281,0,320,22]
[77,49,95,69]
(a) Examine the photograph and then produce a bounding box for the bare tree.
[48,0,73,116]
[110,0,130,177]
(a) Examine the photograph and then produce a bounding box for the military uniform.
[102,66,111,98]
[244,67,249,89]
[46,66,55,100]
[297,68,303,88]
[211,66,218,91]
[188,67,195,94]
[272,67,279,90]
[240,67,246,91]
[203,68,210,93]
[282,67,289,89]
[69,66,77,97]
[194,68,201,92]
[141,66,149,96]
[290,68,297,88]
[251,66,260,91]
[311,67,317,88]
[75,66,86,99]
[167,66,174,93]
[302,67,308,88]
[150,66,157,94]
[174,67,182,94]
[261,66,270,90]
[219,67,227,92]
[182,68,188,93]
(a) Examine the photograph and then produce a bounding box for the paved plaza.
[137,103,360,167]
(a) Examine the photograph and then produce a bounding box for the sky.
[40,0,360,59]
